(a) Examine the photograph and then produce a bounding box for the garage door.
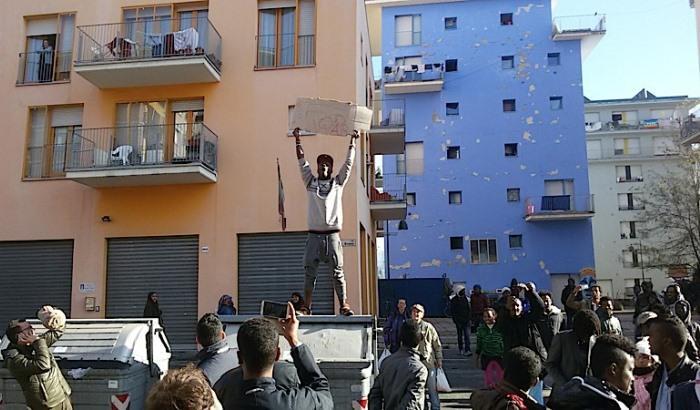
[106,236,198,347]
[0,240,73,335]
[238,232,335,314]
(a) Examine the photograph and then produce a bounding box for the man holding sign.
[294,127,358,316]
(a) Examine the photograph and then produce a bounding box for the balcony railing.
[372,99,406,129]
[66,123,217,172]
[524,195,595,221]
[383,63,444,84]
[75,17,222,71]
[256,34,315,68]
[586,119,681,133]
[552,14,606,37]
[618,204,645,211]
[17,51,72,85]
[681,117,700,144]
[372,173,407,203]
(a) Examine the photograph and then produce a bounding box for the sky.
[373,0,700,100]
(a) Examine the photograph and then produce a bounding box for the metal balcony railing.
[66,123,218,172]
[383,62,444,84]
[553,14,606,36]
[372,173,407,203]
[17,51,72,85]
[372,99,406,129]
[75,17,222,72]
[586,119,681,133]
[256,33,315,68]
[682,117,700,141]
[525,195,595,216]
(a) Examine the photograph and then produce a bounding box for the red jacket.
[471,293,490,314]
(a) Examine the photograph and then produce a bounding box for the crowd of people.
[6,279,700,409]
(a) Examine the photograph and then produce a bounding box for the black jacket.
[196,339,237,386]
[537,306,563,350]
[671,378,700,410]
[647,355,700,408]
[545,330,591,388]
[232,344,333,410]
[450,295,471,325]
[214,361,301,410]
[496,290,547,362]
[548,376,636,410]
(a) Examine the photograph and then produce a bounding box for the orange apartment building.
[0,0,407,346]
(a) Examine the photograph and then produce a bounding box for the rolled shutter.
[26,17,57,36]
[51,106,83,127]
[170,99,204,112]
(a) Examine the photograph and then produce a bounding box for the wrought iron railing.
[372,173,407,203]
[524,195,595,216]
[383,63,444,84]
[17,51,72,84]
[372,99,406,129]
[75,17,222,72]
[553,14,606,35]
[65,123,218,172]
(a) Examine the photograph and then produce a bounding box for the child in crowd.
[632,337,658,410]
[476,308,504,387]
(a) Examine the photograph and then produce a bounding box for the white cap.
[635,337,652,357]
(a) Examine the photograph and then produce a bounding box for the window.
[620,221,645,239]
[501,55,515,69]
[586,140,602,159]
[550,96,563,110]
[503,99,516,112]
[395,14,421,46]
[445,59,458,72]
[653,136,678,155]
[257,0,316,68]
[507,188,521,202]
[500,13,513,25]
[471,239,498,264]
[622,249,641,268]
[449,191,462,204]
[509,235,523,248]
[618,193,643,211]
[447,146,460,159]
[396,142,424,175]
[20,14,75,84]
[444,17,457,30]
[407,192,416,206]
[585,112,601,124]
[25,105,83,178]
[450,236,464,250]
[650,109,675,120]
[611,111,638,126]
[446,102,459,116]
[616,165,643,182]
[504,143,518,157]
[614,138,641,156]
[547,52,560,66]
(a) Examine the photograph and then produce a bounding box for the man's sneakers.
[460,349,473,357]
[340,304,354,316]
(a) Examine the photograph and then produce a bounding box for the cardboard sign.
[292,97,373,136]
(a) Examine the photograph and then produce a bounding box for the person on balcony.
[38,40,54,83]
[294,127,358,316]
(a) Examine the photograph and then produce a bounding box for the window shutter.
[51,106,82,127]
[26,17,58,36]
[258,0,296,9]
[299,0,315,36]
[170,99,204,112]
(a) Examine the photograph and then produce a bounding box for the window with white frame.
[395,14,421,46]
[653,136,678,155]
[616,165,643,182]
[25,105,83,178]
[618,193,643,211]
[396,142,424,175]
[620,221,646,239]
[470,239,498,264]
[586,140,602,159]
[614,138,641,155]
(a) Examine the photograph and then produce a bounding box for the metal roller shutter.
[106,236,198,347]
[238,232,335,315]
[0,240,73,335]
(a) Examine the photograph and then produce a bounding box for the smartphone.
[260,300,288,319]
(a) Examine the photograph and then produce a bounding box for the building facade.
[367,0,604,300]
[586,90,699,299]
[0,0,403,346]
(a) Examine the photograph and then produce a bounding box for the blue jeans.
[456,322,471,352]
[426,368,441,409]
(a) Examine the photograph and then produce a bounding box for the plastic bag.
[484,359,504,388]
[377,349,391,369]
[436,368,452,393]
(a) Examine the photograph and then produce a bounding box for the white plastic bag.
[436,368,452,393]
[377,349,391,369]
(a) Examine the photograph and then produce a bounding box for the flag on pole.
[277,158,287,231]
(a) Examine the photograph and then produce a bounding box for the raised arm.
[3,338,53,377]
[335,131,359,186]
[525,284,545,321]
[294,128,313,188]
[566,286,585,311]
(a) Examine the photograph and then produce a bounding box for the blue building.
[368,0,606,297]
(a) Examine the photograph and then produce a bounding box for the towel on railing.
[173,27,199,52]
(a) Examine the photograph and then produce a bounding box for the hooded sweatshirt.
[548,376,636,410]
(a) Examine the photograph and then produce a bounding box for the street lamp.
[385,219,408,280]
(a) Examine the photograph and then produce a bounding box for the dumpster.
[0,319,170,410]
[220,315,377,409]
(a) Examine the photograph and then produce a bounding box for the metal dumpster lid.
[0,319,168,365]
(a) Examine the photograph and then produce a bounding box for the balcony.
[17,51,72,85]
[552,14,606,40]
[618,204,645,211]
[524,195,595,222]
[65,123,217,187]
[74,18,222,88]
[616,176,644,183]
[681,117,700,145]
[371,173,407,221]
[586,119,681,133]
[370,99,405,155]
[383,63,444,94]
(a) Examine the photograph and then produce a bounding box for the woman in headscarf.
[143,292,164,327]
[216,295,237,315]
